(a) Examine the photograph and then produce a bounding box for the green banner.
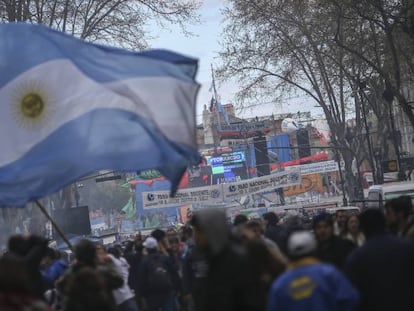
[138,169,162,179]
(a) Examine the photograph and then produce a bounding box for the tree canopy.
[0,0,201,49]
[218,0,414,198]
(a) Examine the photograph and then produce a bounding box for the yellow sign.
[388,160,398,172]
[289,276,316,300]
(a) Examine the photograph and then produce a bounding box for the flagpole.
[211,64,222,130]
[35,200,74,251]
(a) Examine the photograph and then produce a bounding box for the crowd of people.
[0,195,413,311]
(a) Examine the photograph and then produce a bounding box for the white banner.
[282,160,339,175]
[142,184,223,209]
[222,169,301,200]
[142,169,301,209]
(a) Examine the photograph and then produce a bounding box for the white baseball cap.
[287,231,317,258]
[143,237,158,249]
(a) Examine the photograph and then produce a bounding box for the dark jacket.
[57,262,123,311]
[182,244,208,310]
[201,244,262,311]
[124,252,142,296]
[6,235,49,299]
[138,251,181,297]
[264,225,289,253]
[316,235,355,270]
[345,234,414,311]
[193,208,263,311]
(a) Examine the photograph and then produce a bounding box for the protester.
[7,234,49,299]
[242,220,288,264]
[123,240,144,309]
[343,214,365,247]
[345,208,414,311]
[243,238,286,311]
[263,212,288,252]
[190,208,263,311]
[385,196,414,241]
[233,214,249,227]
[267,231,359,311]
[63,267,116,311]
[231,214,249,243]
[57,239,123,311]
[334,210,348,236]
[138,236,180,311]
[168,236,182,275]
[107,246,139,311]
[41,248,69,290]
[180,226,195,260]
[151,229,171,257]
[182,226,208,311]
[0,252,53,311]
[312,213,355,270]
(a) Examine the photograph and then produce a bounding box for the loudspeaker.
[254,137,270,176]
[296,129,311,158]
[53,206,91,237]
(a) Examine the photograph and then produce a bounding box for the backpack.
[146,254,173,292]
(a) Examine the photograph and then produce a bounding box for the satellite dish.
[281,118,300,134]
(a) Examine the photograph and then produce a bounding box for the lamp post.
[382,88,405,181]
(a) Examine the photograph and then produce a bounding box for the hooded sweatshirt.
[193,208,262,311]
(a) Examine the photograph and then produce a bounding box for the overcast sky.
[148,0,324,123]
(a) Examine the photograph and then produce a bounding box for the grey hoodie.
[193,208,229,256]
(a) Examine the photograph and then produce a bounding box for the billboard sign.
[207,151,248,183]
[284,173,324,197]
[282,160,339,175]
[222,169,301,200]
[142,169,301,209]
[142,184,224,209]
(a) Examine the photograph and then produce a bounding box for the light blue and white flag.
[0,23,200,206]
[215,100,230,125]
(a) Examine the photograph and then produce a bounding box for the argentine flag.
[0,23,200,207]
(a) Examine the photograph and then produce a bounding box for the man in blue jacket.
[41,247,68,289]
[267,230,359,311]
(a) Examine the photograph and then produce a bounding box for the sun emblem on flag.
[11,80,56,130]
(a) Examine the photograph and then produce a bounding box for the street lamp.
[382,87,405,181]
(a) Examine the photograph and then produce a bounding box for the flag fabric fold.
[209,96,215,112]
[210,97,230,125]
[216,100,230,125]
[0,23,201,207]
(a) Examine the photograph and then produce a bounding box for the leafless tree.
[329,0,414,129]
[0,0,201,49]
[218,0,393,201]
